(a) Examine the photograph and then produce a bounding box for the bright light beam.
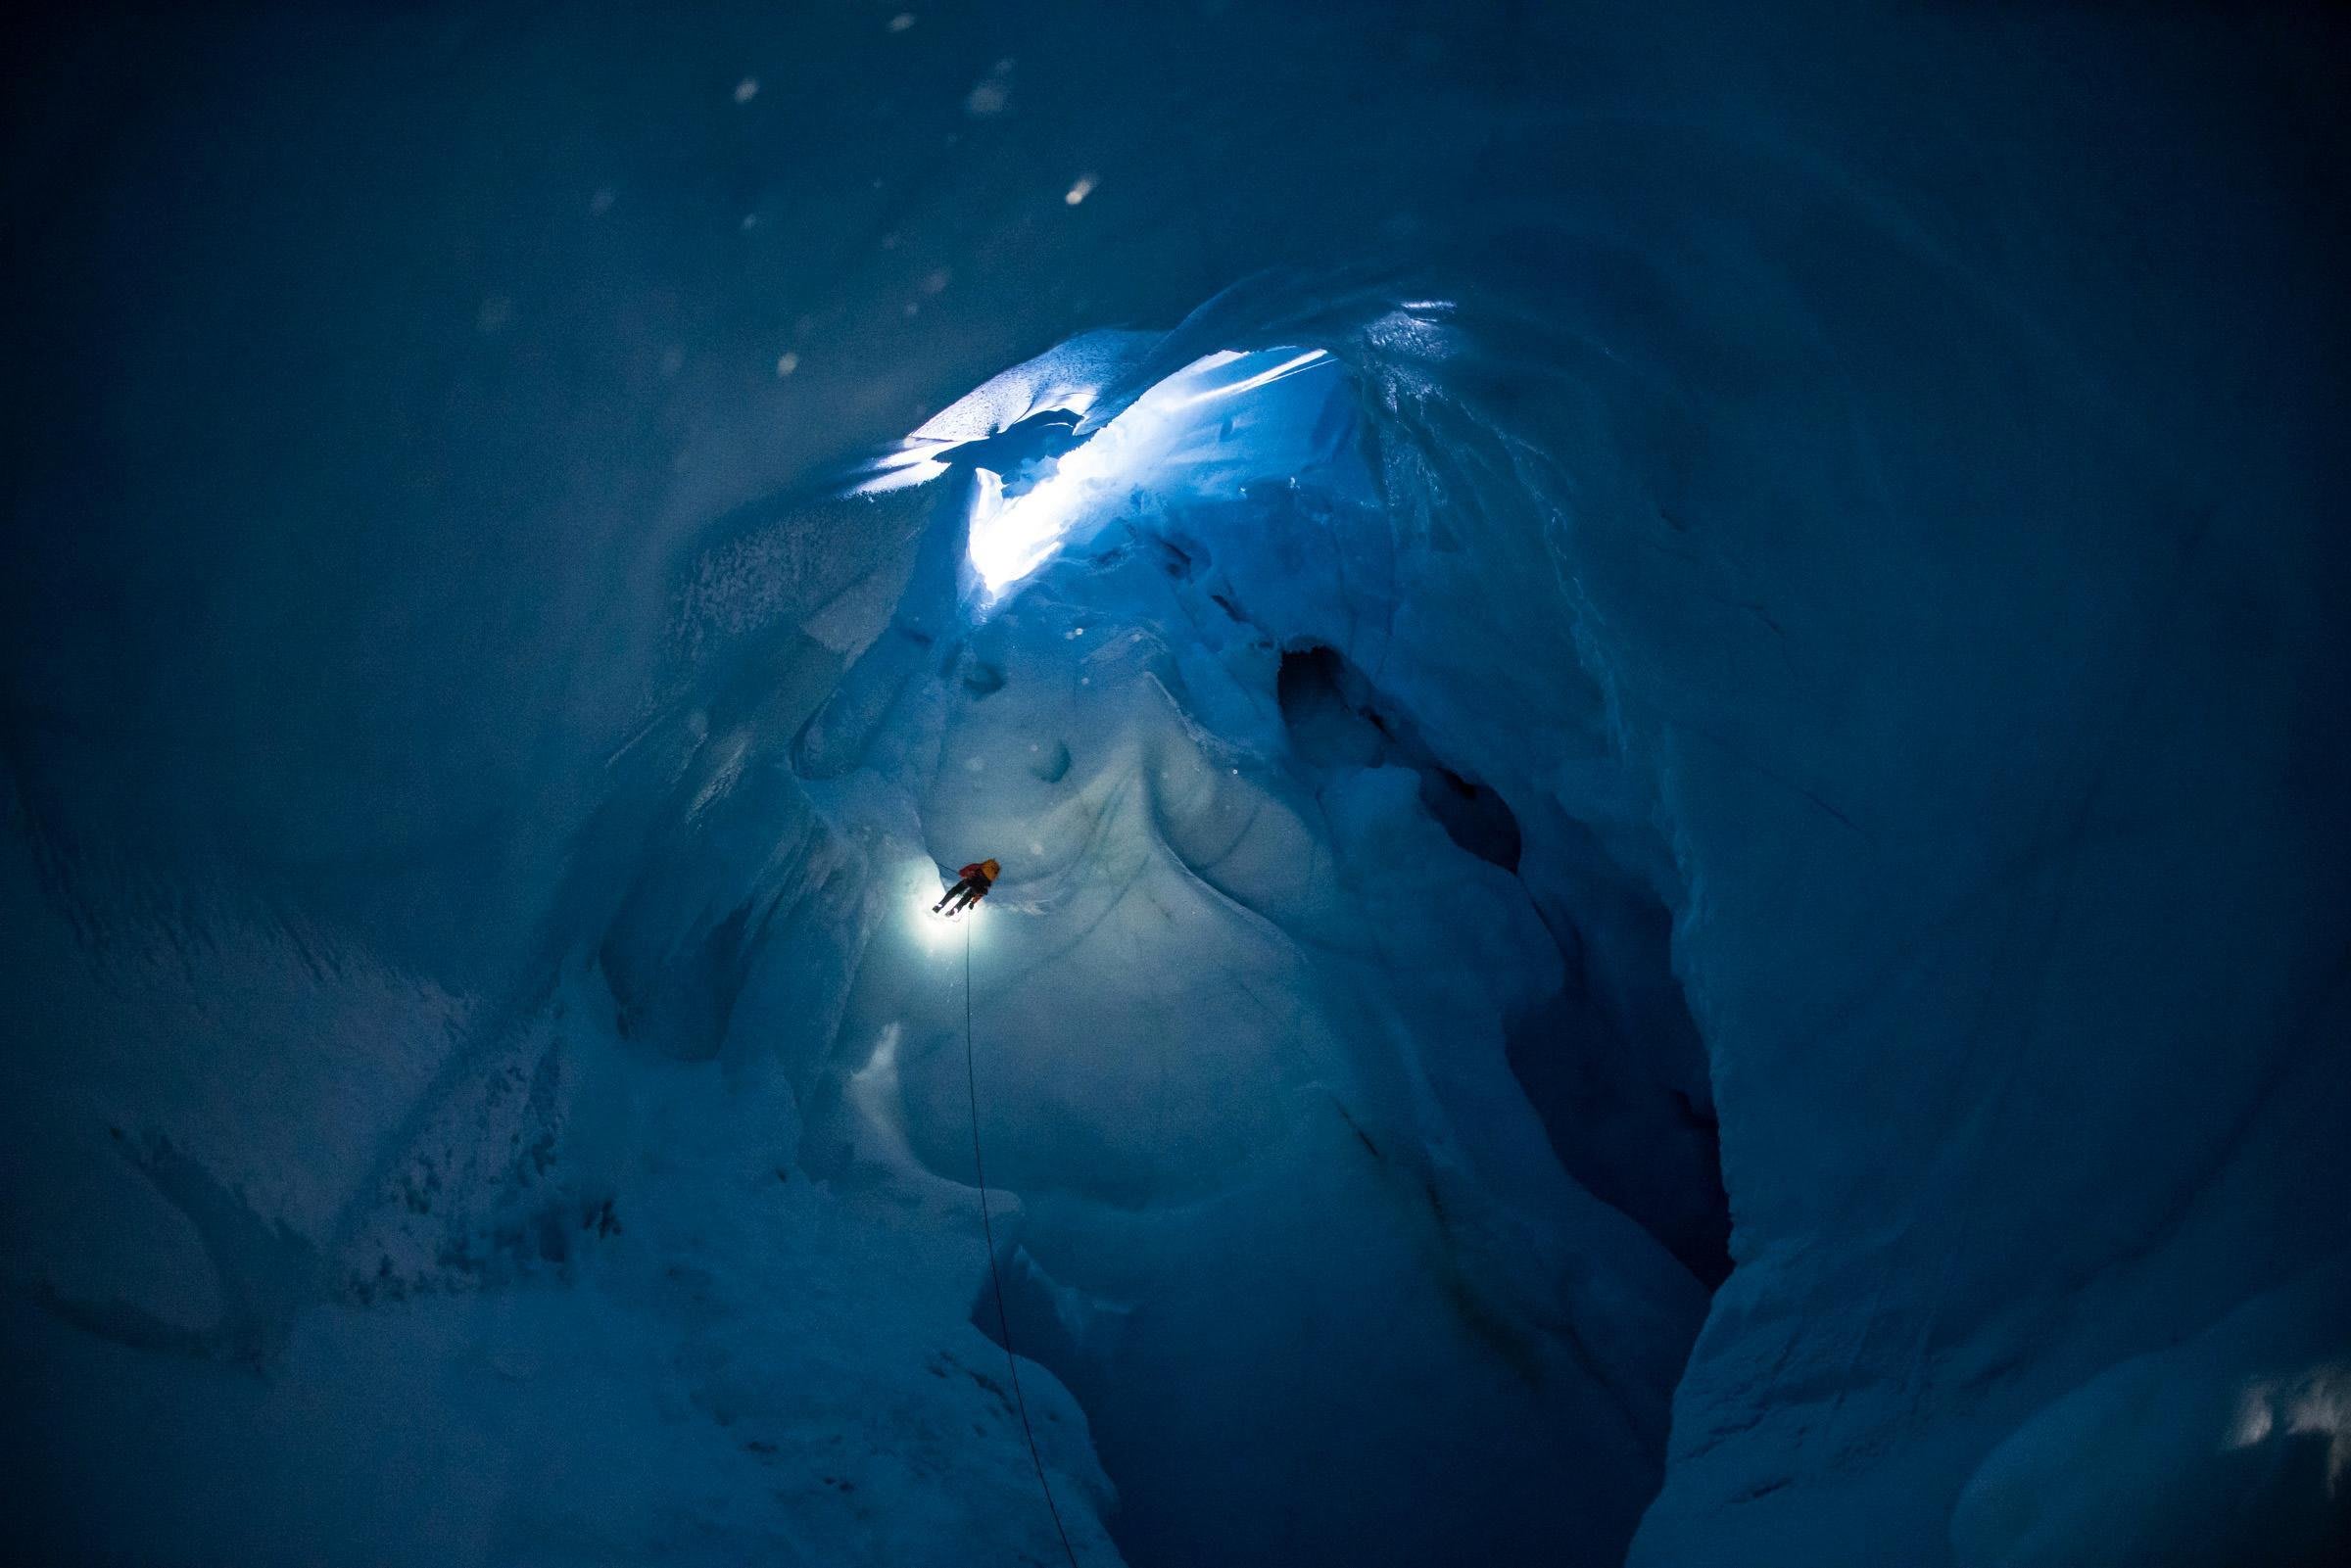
[1171,349,1327,408]
[912,879,981,950]
[966,345,1337,595]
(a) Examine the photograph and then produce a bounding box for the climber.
[933,858,1001,918]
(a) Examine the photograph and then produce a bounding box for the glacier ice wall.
[6,3,2348,1565]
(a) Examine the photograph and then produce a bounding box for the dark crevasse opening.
[1276,645,1524,874]
[1276,642,1727,1287]
[1507,882,1731,1290]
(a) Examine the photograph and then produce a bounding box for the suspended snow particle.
[888,12,916,31]
[741,213,759,231]
[659,346,685,377]
[966,60,1013,117]
[775,353,799,378]
[921,268,951,295]
[903,301,920,317]
[734,77,759,104]
[1064,174,1096,206]
[2231,1383,2278,1448]
[589,187,616,215]
[476,296,513,332]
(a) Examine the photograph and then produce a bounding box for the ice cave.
[5,4,2348,1565]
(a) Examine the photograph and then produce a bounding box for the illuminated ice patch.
[966,347,1331,594]
[913,879,982,949]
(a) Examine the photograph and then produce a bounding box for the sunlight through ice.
[966,347,1329,594]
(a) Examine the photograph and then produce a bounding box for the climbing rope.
[964,920,1082,1568]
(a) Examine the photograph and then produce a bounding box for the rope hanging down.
[965,921,1081,1568]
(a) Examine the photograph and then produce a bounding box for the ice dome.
[5,4,2347,1566]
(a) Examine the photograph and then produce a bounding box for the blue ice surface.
[5,3,2348,1565]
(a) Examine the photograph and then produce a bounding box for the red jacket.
[957,859,1000,884]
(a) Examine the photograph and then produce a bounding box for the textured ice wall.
[1186,180,2351,1568]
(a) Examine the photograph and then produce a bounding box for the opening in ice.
[939,347,1343,595]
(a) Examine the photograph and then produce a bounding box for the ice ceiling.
[956,347,1337,594]
[5,4,2347,1567]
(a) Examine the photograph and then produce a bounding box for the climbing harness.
[964,922,1082,1568]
